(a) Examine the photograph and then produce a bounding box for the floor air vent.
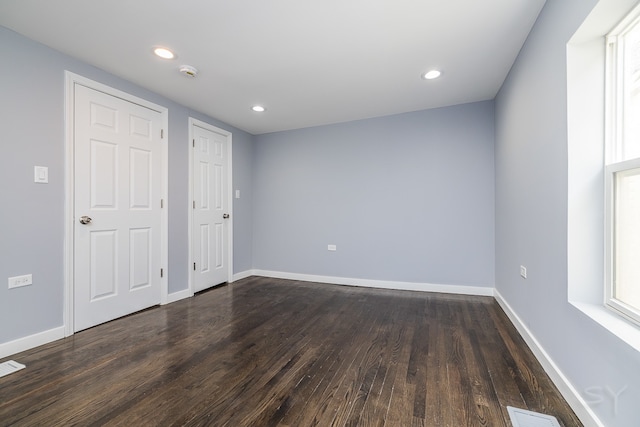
[0,360,26,378]
[507,406,561,427]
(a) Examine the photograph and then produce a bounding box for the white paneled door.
[74,84,163,331]
[192,122,230,292]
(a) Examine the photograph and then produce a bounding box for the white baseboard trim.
[0,275,599,427]
[494,290,604,427]
[251,269,494,297]
[232,270,254,282]
[0,326,65,360]
[164,288,193,304]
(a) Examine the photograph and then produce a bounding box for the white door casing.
[65,72,168,334]
[189,119,232,293]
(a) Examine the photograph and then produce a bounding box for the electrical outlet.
[8,274,32,289]
[520,265,527,279]
[328,244,337,251]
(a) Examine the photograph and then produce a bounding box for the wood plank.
[0,277,582,426]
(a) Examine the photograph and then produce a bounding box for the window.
[606,5,640,325]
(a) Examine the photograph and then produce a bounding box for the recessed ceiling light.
[252,105,266,112]
[422,70,442,80]
[154,47,175,59]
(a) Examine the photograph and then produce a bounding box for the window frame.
[605,5,640,326]
[605,159,640,325]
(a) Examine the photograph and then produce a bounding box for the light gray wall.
[230,128,254,274]
[253,102,495,286]
[0,26,254,344]
[495,0,640,425]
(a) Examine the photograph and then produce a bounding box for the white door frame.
[188,117,234,294]
[63,71,169,336]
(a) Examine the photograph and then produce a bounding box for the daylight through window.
[605,5,640,325]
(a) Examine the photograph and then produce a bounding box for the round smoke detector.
[179,65,198,77]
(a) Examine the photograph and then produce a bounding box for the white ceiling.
[0,0,546,135]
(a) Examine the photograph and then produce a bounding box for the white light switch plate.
[34,166,48,183]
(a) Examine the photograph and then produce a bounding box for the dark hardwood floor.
[0,276,581,426]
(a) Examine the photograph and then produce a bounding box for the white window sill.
[570,301,640,353]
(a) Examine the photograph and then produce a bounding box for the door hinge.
[193,200,196,209]
[161,129,164,139]
[193,262,196,271]
[160,199,164,208]
[193,139,195,148]
[160,268,164,278]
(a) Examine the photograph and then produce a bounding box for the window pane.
[614,167,640,310]
[623,22,640,160]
